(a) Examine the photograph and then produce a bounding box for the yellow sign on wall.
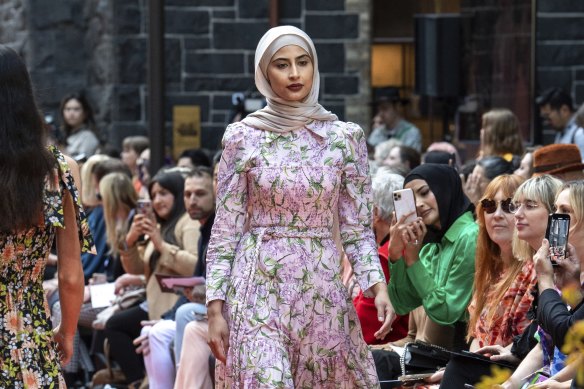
[172,105,201,160]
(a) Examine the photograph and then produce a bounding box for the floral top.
[469,260,537,347]
[206,120,384,388]
[0,146,94,388]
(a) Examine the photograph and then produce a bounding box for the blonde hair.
[560,180,584,230]
[99,172,138,255]
[80,154,110,208]
[467,175,525,341]
[481,109,524,157]
[512,175,563,260]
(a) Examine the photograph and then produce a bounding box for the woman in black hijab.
[387,164,478,350]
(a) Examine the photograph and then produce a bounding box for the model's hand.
[369,282,395,340]
[207,300,230,364]
[53,326,75,366]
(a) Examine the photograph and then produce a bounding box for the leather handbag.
[400,341,452,376]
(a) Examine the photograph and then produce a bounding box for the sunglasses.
[481,198,513,214]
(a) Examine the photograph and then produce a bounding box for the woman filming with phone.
[387,164,478,351]
[104,170,200,388]
[519,180,584,388]
[484,174,565,388]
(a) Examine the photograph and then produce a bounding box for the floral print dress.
[0,147,93,388]
[206,121,384,388]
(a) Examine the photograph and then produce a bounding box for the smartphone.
[393,188,418,224]
[545,213,570,267]
[137,199,154,219]
[519,370,550,388]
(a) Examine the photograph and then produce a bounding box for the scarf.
[242,25,337,133]
[404,164,472,243]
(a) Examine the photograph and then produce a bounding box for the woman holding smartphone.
[439,174,538,387]
[517,181,584,388]
[105,170,200,388]
[486,174,564,388]
[388,163,478,351]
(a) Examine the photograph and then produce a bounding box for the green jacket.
[388,211,477,325]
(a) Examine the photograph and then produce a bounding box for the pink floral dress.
[206,121,384,388]
[0,147,94,388]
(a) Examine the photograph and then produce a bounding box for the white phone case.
[393,189,417,224]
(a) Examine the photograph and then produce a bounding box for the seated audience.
[504,180,584,388]
[388,164,478,352]
[140,167,216,389]
[105,170,200,387]
[440,175,536,387]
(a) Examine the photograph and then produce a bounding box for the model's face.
[484,190,515,248]
[151,182,175,220]
[266,45,313,102]
[405,179,440,229]
[513,195,549,250]
[63,99,86,129]
[514,153,533,180]
[121,147,139,171]
[183,176,215,222]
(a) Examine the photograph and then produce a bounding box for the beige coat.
[121,213,200,319]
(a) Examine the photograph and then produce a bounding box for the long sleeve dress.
[206,120,384,388]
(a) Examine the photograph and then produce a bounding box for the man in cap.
[368,87,422,151]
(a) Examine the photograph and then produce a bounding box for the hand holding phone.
[545,213,570,267]
[137,199,155,221]
[393,189,417,224]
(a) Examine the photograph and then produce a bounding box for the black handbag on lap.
[400,341,452,376]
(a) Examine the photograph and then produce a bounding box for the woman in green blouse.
[387,164,478,351]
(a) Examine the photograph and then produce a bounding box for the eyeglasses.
[508,200,540,214]
[481,198,513,214]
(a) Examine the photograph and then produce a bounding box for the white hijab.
[242,25,337,133]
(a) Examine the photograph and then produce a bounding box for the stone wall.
[0,0,372,151]
[536,0,584,143]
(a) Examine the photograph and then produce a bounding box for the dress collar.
[263,120,328,144]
